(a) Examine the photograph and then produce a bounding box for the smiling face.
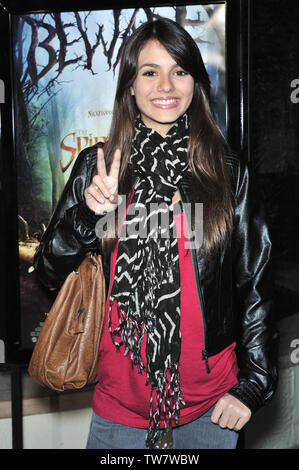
[130,40,195,137]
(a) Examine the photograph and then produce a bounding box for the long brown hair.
[103,18,234,255]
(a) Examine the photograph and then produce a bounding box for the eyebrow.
[138,63,179,70]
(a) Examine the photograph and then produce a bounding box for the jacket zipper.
[177,185,210,374]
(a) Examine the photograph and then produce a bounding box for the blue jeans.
[86,405,239,450]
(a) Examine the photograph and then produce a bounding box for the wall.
[0,408,92,449]
[0,379,93,449]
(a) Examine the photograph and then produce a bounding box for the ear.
[130,87,135,96]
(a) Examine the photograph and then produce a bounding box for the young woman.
[34,18,278,449]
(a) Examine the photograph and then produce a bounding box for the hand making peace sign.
[84,146,121,215]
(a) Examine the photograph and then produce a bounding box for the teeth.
[152,99,178,105]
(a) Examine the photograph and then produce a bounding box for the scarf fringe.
[108,299,185,448]
[108,299,146,374]
[146,363,185,449]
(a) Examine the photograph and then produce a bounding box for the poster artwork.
[12,5,226,349]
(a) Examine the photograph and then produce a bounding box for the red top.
[92,197,239,428]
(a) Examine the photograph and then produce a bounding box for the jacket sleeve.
[228,159,279,413]
[33,146,102,289]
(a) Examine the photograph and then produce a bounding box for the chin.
[151,112,184,125]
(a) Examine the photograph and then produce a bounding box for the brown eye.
[175,70,189,76]
[142,70,156,77]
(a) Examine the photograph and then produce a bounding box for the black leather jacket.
[34,144,278,414]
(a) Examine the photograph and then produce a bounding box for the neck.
[139,113,188,138]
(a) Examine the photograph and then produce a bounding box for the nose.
[157,73,174,93]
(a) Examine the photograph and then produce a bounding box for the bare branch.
[74,11,102,73]
[143,7,164,23]
[22,15,39,86]
[35,21,57,81]
[112,8,139,73]
[52,12,69,74]
[143,8,154,21]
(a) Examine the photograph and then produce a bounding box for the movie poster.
[12,4,226,349]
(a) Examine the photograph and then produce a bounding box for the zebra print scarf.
[108,113,189,448]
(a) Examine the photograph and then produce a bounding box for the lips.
[151,97,180,109]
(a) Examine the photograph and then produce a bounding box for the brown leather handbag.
[28,254,106,392]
